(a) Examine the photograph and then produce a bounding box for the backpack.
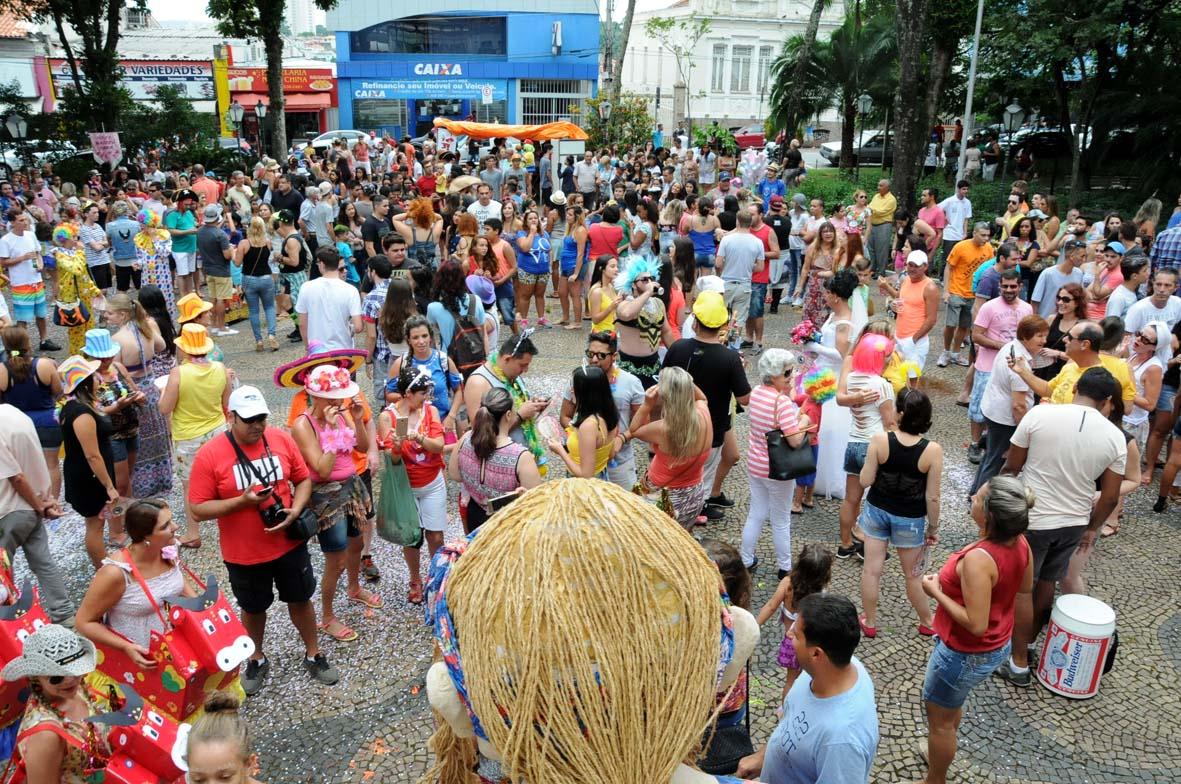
[448,293,486,379]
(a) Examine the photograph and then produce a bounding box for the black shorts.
[1027,525,1086,583]
[89,264,112,291]
[224,543,316,614]
[35,425,62,450]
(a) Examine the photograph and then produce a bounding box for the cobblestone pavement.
[17,298,1181,783]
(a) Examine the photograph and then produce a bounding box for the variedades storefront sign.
[49,59,214,101]
[353,79,507,100]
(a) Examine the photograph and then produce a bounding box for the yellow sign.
[212,53,232,138]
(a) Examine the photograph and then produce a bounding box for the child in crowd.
[335,224,360,284]
[757,543,834,709]
[792,365,835,513]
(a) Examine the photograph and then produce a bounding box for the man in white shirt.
[698,143,717,185]
[716,210,766,350]
[466,184,502,231]
[1123,267,1181,337]
[225,171,254,226]
[937,179,973,271]
[1030,239,1086,319]
[0,212,58,350]
[573,151,599,210]
[295,247,362,350]
[998,367,1126,686]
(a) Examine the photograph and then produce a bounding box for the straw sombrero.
[273,341,369,389]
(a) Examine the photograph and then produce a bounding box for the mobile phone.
[395,415,408,439]
[257,486,274,497]
[487,491,519,513]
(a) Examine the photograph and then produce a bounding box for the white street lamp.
[1001,102,1024,181]
[4,114,27,140]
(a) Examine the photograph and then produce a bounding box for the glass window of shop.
[351,16,507,56]
[355,98,409,135]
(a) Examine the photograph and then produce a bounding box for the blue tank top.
[560,233,583,271]
[515,231,552,275]
[2,358,58,428]
[688,227,716,256]
[404,350,454,416]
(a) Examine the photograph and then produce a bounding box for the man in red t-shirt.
[188,386,339,695]
[746,204,780,352]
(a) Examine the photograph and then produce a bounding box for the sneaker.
[241,657,270,696]
[537,318,552,328]
[967,444,984,465]
[749,343,763,355]
[361,554,381,582]
[220,327,239,336]
[779,292,793,305]
[740,339,754,349]
[746,556,759,574]
[703,505,724,521]
[836,544,859,559]
[791,297,804,308]
[303,653,340,685]
[706,492,735,508]
[993,660,1031,687]
[38,339,62,352]
[936,350,951,368]
[953,353,970,367]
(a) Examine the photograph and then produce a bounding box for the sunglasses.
[585,350,613,361]
[1009,200,1019,205]
[1135,331,1155,342]
[1056,295,1073,302]
[635,276,653,284]
[237,413,267,424]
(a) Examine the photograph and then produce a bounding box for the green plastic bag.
[376,452,423,547]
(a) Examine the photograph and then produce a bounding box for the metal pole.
[956,0,985,179]
[856,112,864,183]
[881,108,889,170]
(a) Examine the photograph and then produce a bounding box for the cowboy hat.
[1,624,96,681]
[274,341,368,389]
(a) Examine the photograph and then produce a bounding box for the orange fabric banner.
[432,118,588,141]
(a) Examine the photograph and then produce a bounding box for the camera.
[258,496,287,527]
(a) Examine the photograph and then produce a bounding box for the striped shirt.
[746,384,800,480]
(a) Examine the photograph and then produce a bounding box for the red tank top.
[750,224,772,284]
[934,536,1029,653]
[587,223,623,260]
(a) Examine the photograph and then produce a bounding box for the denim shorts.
[316,515,361,553]
[1157,384,1177,413]
[923,638,1011,709]
[968,369,992,425]
[694,252,716,269]
[859,499,927,548]
[110,435,139,463]
[749,282,767,319]
[843,440,869,474]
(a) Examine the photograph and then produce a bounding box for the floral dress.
[53,247,101,355]
[16,691,111,783]
[130,325,174,498]
[803,248,835,327]
[135,228,175,319]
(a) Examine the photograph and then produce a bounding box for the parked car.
[733,123,766,149]
[295,129,374,154]
[818,130,885,165]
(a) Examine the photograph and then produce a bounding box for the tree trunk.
[262,18,287,156]
[611,0,637,104]
[890,0,931,214]
[1050,61,1081,206]
[924,40,953,131]
[839,91,856,170]
[783,0,828,137]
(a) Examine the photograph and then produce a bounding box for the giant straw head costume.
[424,479,760,784]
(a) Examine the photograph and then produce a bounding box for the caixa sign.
[414,63,463,76]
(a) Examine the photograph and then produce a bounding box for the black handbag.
[765,394,816,481]
[225,432,318,542]
[698,664,754,775]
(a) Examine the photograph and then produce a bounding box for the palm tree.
[769,13,897,170]
[780,0,833,138]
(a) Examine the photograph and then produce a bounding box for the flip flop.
[1101,523,1119,538]
[563,323,581,330]
[179,537,201,550]
[318,620,358,642]
[801,502,815,509]
[347,588,384,609]
[791,505,804,514]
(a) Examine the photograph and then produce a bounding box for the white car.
[296,129,374,153]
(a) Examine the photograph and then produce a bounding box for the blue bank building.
[329,0,600,139]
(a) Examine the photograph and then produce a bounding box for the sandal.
[801,501,815,509]
[318,619,358,642]
[347,588,384,609]
[179,536,202,550]
[563,323,581,330]
[407,580,424,605]
[1100,523,1119,537]
[791,505,804,514]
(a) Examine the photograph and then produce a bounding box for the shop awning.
[432,118,587,141]
[233,92,331,111]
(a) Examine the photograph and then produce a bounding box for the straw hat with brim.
[82,329,120,359]
[1,624,96,681]
[176,324,214,356]
[304,364,360,400]
[58,356,101,395]
[447,175,481,194]
[274,343,368,389]
[177,293,213,324]
[550,191,567,206]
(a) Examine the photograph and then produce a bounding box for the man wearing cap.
[1030,238,1086,319]
[197,204,236,337]
[939,222,995,367]
[362,255,393,401]
[704,176,732,207]
[716,210,765,350]
[879,249,940,369]
[164,190,200,297]
[663,291,752,520]
[757,165,786,214]
[189,386,340,693]
[867,179,897,275]
[0,403,71,623]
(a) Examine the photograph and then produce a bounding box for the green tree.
[643,16,711,135]
[779,0,833,138]
[0,0,142,130]
[207,0,339,155]
[583,93,653,150]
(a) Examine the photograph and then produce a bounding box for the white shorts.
[896,335,930,369]
[173,252,197,276]
[411,471,448,532]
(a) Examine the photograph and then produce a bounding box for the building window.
[758,45,773,94]
[474,100,507,123]
[711,44,726,93]
[351,16,507,56]
[731,45,752,93]
[354,98,409,134]
[520,79,590,125]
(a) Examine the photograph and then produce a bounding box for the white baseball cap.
[906,249,929,267]
[695,274,725,294]
[228,386,270,419]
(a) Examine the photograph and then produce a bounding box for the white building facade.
[623,0,845,131]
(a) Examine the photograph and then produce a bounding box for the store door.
[413,99,468,137]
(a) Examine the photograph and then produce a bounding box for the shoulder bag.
[765,393,817,481]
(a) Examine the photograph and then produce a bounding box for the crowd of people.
[0,131,1177,784]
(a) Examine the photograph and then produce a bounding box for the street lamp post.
[1001,102,1024,183]
[4,113,27,174]
[856,94,872,184]
[255,100,267,159]
[228,100,245,155]
[598,99,613,144]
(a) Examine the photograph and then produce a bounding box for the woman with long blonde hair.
[628,366,713,529]
[233,216,279,351]
[796,221,844,326]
